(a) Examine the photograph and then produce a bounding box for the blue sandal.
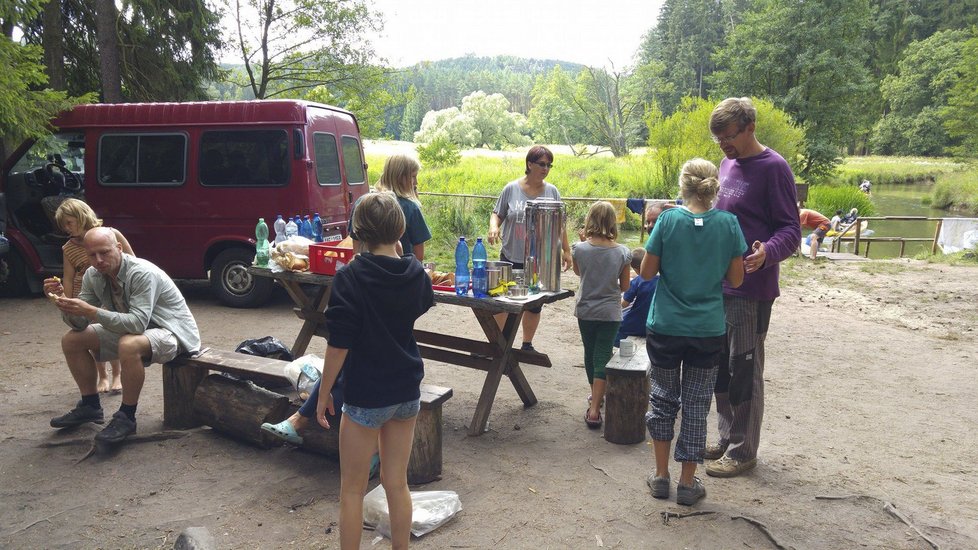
[261,420,303,445]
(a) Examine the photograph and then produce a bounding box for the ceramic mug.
[620,339,635,357]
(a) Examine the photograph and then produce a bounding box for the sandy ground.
[1,256,976,549]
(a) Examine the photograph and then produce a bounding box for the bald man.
[43,227,200,443]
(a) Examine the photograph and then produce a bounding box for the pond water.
[850,182,971,259]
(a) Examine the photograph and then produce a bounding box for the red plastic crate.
[308,244,354,275]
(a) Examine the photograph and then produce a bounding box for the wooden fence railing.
[830,216,944,258]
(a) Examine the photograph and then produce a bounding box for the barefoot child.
[571,201,631,429]
[642,159,746,506]
[54,198,134,393]
[315,192,434,549]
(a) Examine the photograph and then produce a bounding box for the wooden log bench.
[163,348,452,483]
[604,336,651,445]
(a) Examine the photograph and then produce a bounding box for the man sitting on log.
[43,227,201,443]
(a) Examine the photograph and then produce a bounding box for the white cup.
[620,339,634,357]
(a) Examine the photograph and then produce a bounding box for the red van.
[0,100,368,307]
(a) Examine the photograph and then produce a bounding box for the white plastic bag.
[362,484,462,538]
[283,354,322,396]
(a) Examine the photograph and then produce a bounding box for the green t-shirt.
[645,207,747,337]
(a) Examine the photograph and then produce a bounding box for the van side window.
[99,134,186,186]
[200,130,289,187]
[313,133,341,185]
[341,136,365,185]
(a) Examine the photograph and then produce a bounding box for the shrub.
[417,136,461,167]
[807,185,876,217]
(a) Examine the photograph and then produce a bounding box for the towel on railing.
[937,218,978,253]
[626,198,645,217]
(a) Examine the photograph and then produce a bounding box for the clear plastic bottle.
[472,237,488,298]
[273,214,286,245]
[454,237,470,296]
[301,215,313,239]
[312,212,323,242]
[255,218,270,267]
[285,216,299,239]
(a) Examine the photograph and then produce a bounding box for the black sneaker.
[94,411,137,443]
[50,401,104,428]
[520,342,537,353]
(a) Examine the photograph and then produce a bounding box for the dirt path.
[0,257,975,548]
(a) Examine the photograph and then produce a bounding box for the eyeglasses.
[532,161,553,169]
[711,127,744,144]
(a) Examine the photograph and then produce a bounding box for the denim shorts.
[342,399,421,429]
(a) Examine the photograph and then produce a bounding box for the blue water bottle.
[472,237,488,298]
[312,212,323,242]
[454,237,470,296]
[273,214,287,245]
[301,215,313,239]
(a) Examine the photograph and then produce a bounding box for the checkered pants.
[646,363,718,463]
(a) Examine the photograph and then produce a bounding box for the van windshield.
[11,132,86,175]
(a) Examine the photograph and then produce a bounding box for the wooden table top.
[248,266,574,314]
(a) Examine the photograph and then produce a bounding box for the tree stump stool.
[604,337,650,445]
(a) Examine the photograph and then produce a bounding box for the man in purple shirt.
[704,97,800,478]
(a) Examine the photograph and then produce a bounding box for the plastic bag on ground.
[234,336,293,361]
[283,354,323,396]
[362,484,462,538]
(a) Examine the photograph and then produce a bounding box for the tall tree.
[943,30,978,158]
[527,66,588,147]
[41,0,64,90]
[230,0,381,100]
[0,1,83,161]
[23,0,223,102]
[94,0,121,101]
[871,30,969,156]
[569,67,642,157]
[712,0,874,180]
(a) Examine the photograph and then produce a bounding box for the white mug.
[620,339,634,357]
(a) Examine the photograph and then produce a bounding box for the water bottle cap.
[459,236,466,241]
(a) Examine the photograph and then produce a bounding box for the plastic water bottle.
[255,218,269,267]
[472,237,488,298]
[301,215,313,239]
[285,216,299,239]
[454,237,470,296]
[312,212,323,242]
[273,214,286,245]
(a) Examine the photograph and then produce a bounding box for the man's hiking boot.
[94,411,136,444]
[50,401,104,428]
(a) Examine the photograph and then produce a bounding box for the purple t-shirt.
[715,148,800,301]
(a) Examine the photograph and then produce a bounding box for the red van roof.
[52,100,352,128]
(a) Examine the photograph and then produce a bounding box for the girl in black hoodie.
[316,192,434,550]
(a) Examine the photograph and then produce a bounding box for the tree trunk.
[42,0,66,91]
[95,0,123,102]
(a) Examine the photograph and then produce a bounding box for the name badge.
[694,218,704,227]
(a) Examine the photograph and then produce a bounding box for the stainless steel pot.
[523,198,565,292]
[486,260,512,283]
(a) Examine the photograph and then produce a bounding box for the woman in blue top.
[641,158,747,506]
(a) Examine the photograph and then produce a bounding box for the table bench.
[604,336,650,444]
[162,348,452,483]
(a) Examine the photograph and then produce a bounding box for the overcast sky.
[368,0,666,69]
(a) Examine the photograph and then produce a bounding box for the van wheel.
[0,249,32,298]
[210,248,273,308]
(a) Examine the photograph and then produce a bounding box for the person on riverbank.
[705,97,800,478]
[800,208,832,260]
[314,192,434,550]
[643,158,746,505]
[571,201,631,429]
[487,145,572,352]
[54,199,135,393]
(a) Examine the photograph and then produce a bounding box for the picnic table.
[249,267,574,436]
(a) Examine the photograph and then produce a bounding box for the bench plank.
[172,348,291,386]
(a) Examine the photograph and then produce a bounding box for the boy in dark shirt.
[616,248,658,346]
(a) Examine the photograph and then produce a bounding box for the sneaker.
[647,474,670,499]
[703,441,728,460]
[94,411,137,444]
[705,455,757,478]
[50,401,104,428]
[676,477,706,506]
[520,342,537,353]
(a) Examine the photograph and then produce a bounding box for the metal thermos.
[523,198,565,292]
